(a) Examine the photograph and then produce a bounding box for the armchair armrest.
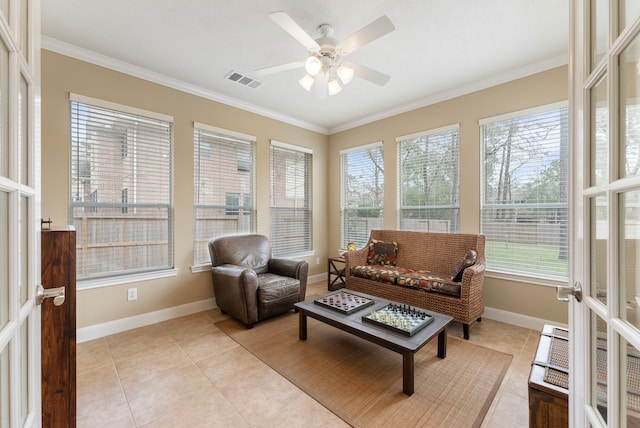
[211,264,259,326]
[269,258,309,301]
[269,258,305,278]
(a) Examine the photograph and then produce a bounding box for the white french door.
[0,0,41,427]
[570,0,640,426]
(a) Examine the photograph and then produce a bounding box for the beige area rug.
[216,312,512,428]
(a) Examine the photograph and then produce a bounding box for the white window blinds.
[70,97,173,280]
[480,103,569,279]
[270,141,312,257]
[340,143,384,249]
[193,124,256,265]
[397,125,459,233]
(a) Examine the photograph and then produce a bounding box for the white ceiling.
[41,0,569,134]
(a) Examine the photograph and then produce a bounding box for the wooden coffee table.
[294,289,453,396]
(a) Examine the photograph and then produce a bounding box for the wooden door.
[41,227,76,427]
[0,0,41,426]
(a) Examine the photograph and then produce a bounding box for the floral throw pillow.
[451,249,477,282]
[366,239,398,266]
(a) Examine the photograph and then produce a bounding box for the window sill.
[77,269,179,290]
[485,269,568,288]
[191,264,211,274]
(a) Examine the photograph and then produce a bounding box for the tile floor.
[76,281,540,427]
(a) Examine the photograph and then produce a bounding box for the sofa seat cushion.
[257,273,300,303]
[397,271,462,297]
[350,265,411,285]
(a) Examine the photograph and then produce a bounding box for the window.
[70,95,173,281]
[480,103,569,279]
[340,142,384,248]
[193,124,256,265]
[225,193,240,216]
[270,141,312,257]
[397,125,459,233]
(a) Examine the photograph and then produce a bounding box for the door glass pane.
[0,0,6,24]
[591,75,608,186]
[620,1,640,34]
[20,0,27,61]
[19,74,28,185]
[621,190,640,328]
[20,195,28,305]
[592,0,608,69]
[620,33,640,179]
[591,196,608,304]
[0,347,8,427]
[20,322,28,424]
[592,313,608,422]
[0,191,7,329]
[621,337,640,425]
[0,38,8,177]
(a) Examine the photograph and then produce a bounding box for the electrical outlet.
[127,287,137,301]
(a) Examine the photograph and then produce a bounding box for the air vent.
[225,71,262,89]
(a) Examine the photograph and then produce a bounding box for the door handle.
[556,282,582,303]
[36,285,65,306]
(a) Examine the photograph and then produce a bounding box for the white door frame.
[571,0,640,426]
[0,0,41,426]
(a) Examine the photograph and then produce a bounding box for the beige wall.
[328,66,570,324]
[42,49,569,329]
[41,50,329,328]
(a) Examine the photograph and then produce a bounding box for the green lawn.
[485,240,569,278]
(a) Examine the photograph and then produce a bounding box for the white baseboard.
[308,272,325,285]
[483,306,567,331]
[77,290,566,343]
[78,273,326,343]
[76,299,216,343]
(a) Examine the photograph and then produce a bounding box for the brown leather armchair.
[208,234,309,328]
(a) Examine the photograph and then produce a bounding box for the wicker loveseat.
[344,230,485,339]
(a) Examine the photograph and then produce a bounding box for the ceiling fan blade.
[339,15,395,55]
[254,61,304,76]
[348,62,391,86]
[269,11,321,52]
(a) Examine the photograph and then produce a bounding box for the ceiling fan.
[255,11,395,97]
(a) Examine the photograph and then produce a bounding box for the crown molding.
[328,53,569,134]
[41,36,330,135]
[42,36,567,137]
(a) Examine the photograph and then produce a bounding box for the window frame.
[269,140,313,258]
[339,141,384,249]
[69,93,176,288]
[397,124,460,233]
[480,101,569,284]
[192,123,256,268]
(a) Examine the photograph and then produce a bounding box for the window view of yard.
[485,240,568,278]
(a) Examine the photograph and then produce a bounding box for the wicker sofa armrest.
[458,262,486,316]
[344,247,368,278]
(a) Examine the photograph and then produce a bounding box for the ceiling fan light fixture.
[337,64,354,85]
[305,56,322,76]
[328,77,342,95]
[299,74,315,91]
